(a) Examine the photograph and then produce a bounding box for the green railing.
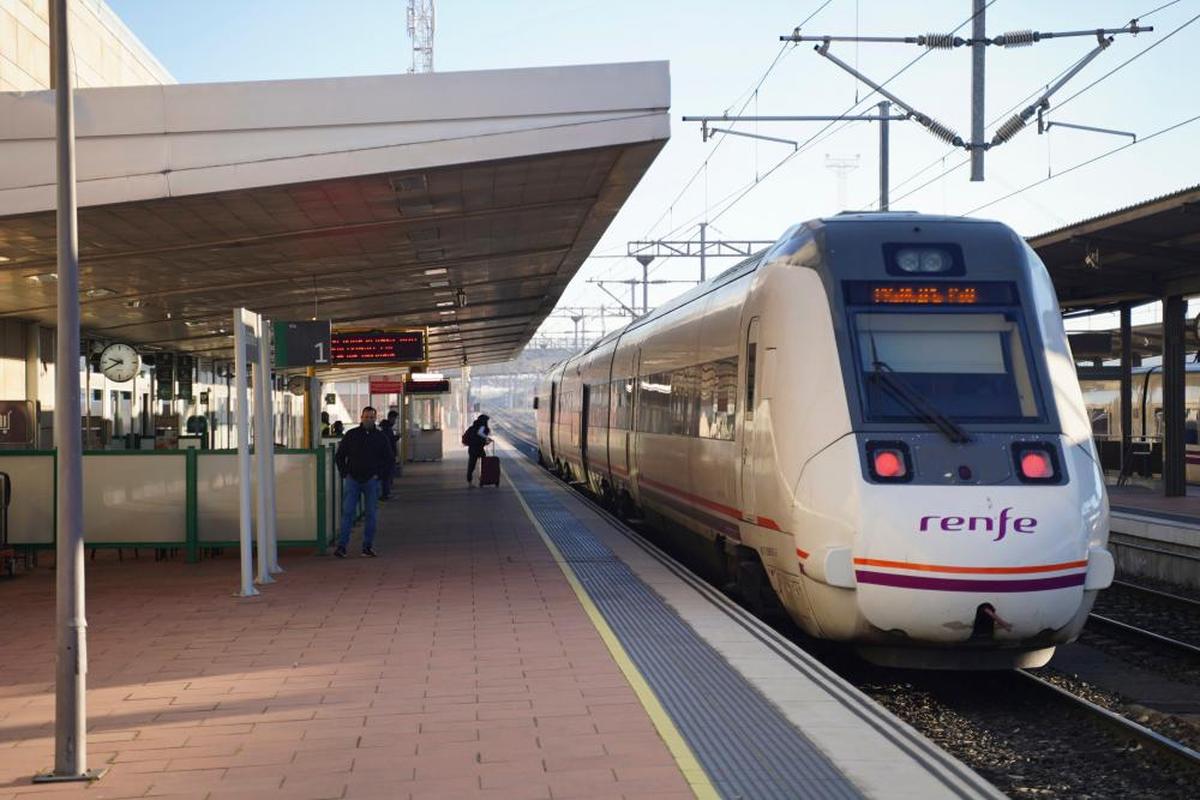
[0,448,332,562]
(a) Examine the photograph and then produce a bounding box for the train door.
[740,318,760,518]
[549,380,559,460]
[580,384,591,477]
[629,349,642,490]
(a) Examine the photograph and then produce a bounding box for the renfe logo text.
[919,508,1036,542]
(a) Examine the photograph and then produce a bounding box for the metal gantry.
[779,5,1153,181]
[682,4,1154,206]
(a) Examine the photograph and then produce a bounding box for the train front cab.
[777,218,1114,669]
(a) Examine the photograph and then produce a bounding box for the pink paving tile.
[0,457,691,799]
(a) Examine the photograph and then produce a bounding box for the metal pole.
[970,0,986,181]
[642,261,649,315]
[42,0,97,781]
[878,101,890,211]
[252,316,273,585]
[256,317,281,575]
[1163,295,1187,497]
[1119,304,1133,476]
[699,222,707,283]
[233,309,259,597]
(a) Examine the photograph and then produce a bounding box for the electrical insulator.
[922,117,963,146]
[998,29,1037,47]
[920,33,956,49]
[992,114,1027,145]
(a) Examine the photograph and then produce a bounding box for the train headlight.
[866,441,912,482]
[884,243,964,276]
[896,248,950,273]
[1012,442,1061,483]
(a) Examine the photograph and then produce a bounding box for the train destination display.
[845,282,1018,306]
[331,330,426,365]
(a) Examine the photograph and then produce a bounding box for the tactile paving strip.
[511,469,864,800]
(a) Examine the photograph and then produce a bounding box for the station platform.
[1105,484,1200,589]
[0,444,999,800]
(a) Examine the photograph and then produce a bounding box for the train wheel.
[616,490,636,521]
[734,548,783,620]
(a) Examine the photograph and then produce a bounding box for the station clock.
[99,342,140,383]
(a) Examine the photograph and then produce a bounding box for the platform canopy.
[0,62,670,368]
[1028,184,1200,312]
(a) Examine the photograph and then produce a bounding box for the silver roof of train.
[823,211,1000,225]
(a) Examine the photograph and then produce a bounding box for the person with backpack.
[462,414,492,485]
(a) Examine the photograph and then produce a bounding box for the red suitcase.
[479,454,501,487]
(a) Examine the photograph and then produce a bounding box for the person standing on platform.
[333,406,392,558]
[379,410,400,501]
[464,414,492,485]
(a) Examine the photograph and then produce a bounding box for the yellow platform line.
[505,468,720,800]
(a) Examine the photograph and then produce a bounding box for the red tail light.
[873,449,906,479]
[1020,451,1054,480]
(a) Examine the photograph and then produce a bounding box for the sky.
[107,0,1200,342]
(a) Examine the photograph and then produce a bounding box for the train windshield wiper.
[869,360,971,444]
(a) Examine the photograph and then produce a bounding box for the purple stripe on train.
[855,570,1086,592]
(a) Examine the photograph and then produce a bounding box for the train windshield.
[854,311,1041,424]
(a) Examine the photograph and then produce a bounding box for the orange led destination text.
[871,285,978,305]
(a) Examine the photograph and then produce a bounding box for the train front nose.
[853,484,1106,645]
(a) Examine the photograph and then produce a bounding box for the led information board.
[331,330,425,365]
[404,379,451,394]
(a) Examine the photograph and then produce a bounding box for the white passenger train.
[535,212,1114,669]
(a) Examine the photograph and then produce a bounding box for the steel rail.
[1112,579,1200,608]
[1016,670,1200,771]
[1086,613,1200,658]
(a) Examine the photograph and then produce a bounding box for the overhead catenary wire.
[634,0,836,243]
[960,111,1200,217]
[682,0,1001,233]
[1049,10,1200,117]
[566,0,839,299]
[876,2,1198,209]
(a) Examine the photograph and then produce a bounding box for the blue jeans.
[338,476,379,550]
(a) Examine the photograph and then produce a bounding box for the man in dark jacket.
[334,406,393,558]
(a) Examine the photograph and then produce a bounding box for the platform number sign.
[273,320,332,368]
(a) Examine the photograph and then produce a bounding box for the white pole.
[252,314,274,585]
[233,309,259,597]
[258,317,282,574]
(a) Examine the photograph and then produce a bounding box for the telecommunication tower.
[824,154,860,210]
[406,0,435,73]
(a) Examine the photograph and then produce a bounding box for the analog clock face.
[99,343,140,383]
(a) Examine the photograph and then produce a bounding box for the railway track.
[1080,577,1200,685]
[493,415,1200,798]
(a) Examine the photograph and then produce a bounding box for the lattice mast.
[406,0,435,73]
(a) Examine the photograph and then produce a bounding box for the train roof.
[821,211,1001,226]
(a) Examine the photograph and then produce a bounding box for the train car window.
[588,383,610,429]
[637,373,672,434]
[854,312,1041,423]
[699,358,738,440]
[670,366,700,437]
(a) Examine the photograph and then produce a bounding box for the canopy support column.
[1120,304,1133,476]
[1162,294,1187,497]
